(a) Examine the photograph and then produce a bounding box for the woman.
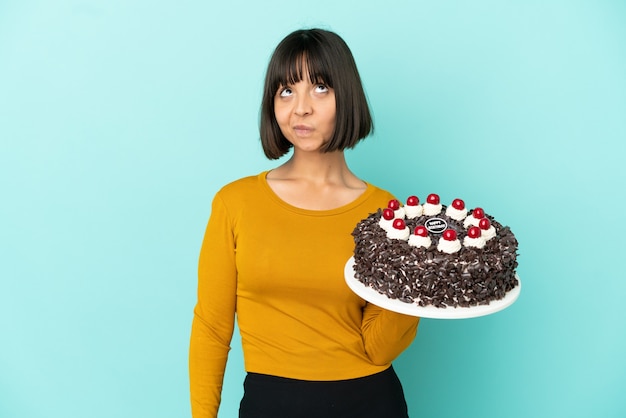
[189,28,420,418]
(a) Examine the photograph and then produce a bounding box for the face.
[273,73,336,154]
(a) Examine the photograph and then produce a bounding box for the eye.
[314,84,329,93]
[278,87,293,97]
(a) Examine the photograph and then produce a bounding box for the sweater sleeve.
[359,189,419,366]
[361,303,420,365]
[189,193,237,418]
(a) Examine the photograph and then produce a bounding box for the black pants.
[239,366,409,418]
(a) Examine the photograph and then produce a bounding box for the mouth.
[293,125,314,136]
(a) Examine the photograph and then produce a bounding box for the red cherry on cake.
[452,198,465,210]
[388,199,400,210]
[478,218,491,230]
[406,195,419,206]
[382,208,395,220]
[472,207,485,219]
[427,193,440,205]
[393,219,406,230]
[467,226,482,238]
[442,229,457,241]
[414,225,428,237]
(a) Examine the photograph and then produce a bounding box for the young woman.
[189,28,420,418]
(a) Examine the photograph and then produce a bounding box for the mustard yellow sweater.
[189,172,420,417]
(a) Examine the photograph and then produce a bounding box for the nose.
[294,93,312,116]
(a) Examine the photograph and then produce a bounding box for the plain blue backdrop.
[1,1,625,417]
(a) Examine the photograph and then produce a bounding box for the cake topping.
[425,217,447,234]
[473,208,485,219]
[467,226,481,238]
[452,198,465,210]
[393,218,406,230]
[386,218,410,240]
[445,197,468,221]
[463,207,486,227]
[464,226,486,248]
[423,193,443,216]
[442,229,457,241]
[478,217,497,240]
[387,198,405,218]
[404,195,424,219]
[408,225,432,248]
[378,208,395,231]
[427,194,440,204]
[406,196,419,206]
[437,228,461,253]
[414,225,429,237]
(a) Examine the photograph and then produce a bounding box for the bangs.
[268,45,334,93]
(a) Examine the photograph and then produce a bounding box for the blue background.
[1,1,625,417]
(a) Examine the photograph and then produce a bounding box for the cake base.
[344,257,521,319]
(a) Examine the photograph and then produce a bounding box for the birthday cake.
[351,194,519,308]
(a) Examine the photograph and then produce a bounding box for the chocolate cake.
[351,194,519,308]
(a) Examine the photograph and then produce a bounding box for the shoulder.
[216,172,266,199]
[204,173,268,225]
[363,182,396,205]
[209,172,269,215]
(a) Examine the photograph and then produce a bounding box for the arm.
[189,194,237,418]
[361,304,420,365]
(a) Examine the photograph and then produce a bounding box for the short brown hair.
[260,29,373,160]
